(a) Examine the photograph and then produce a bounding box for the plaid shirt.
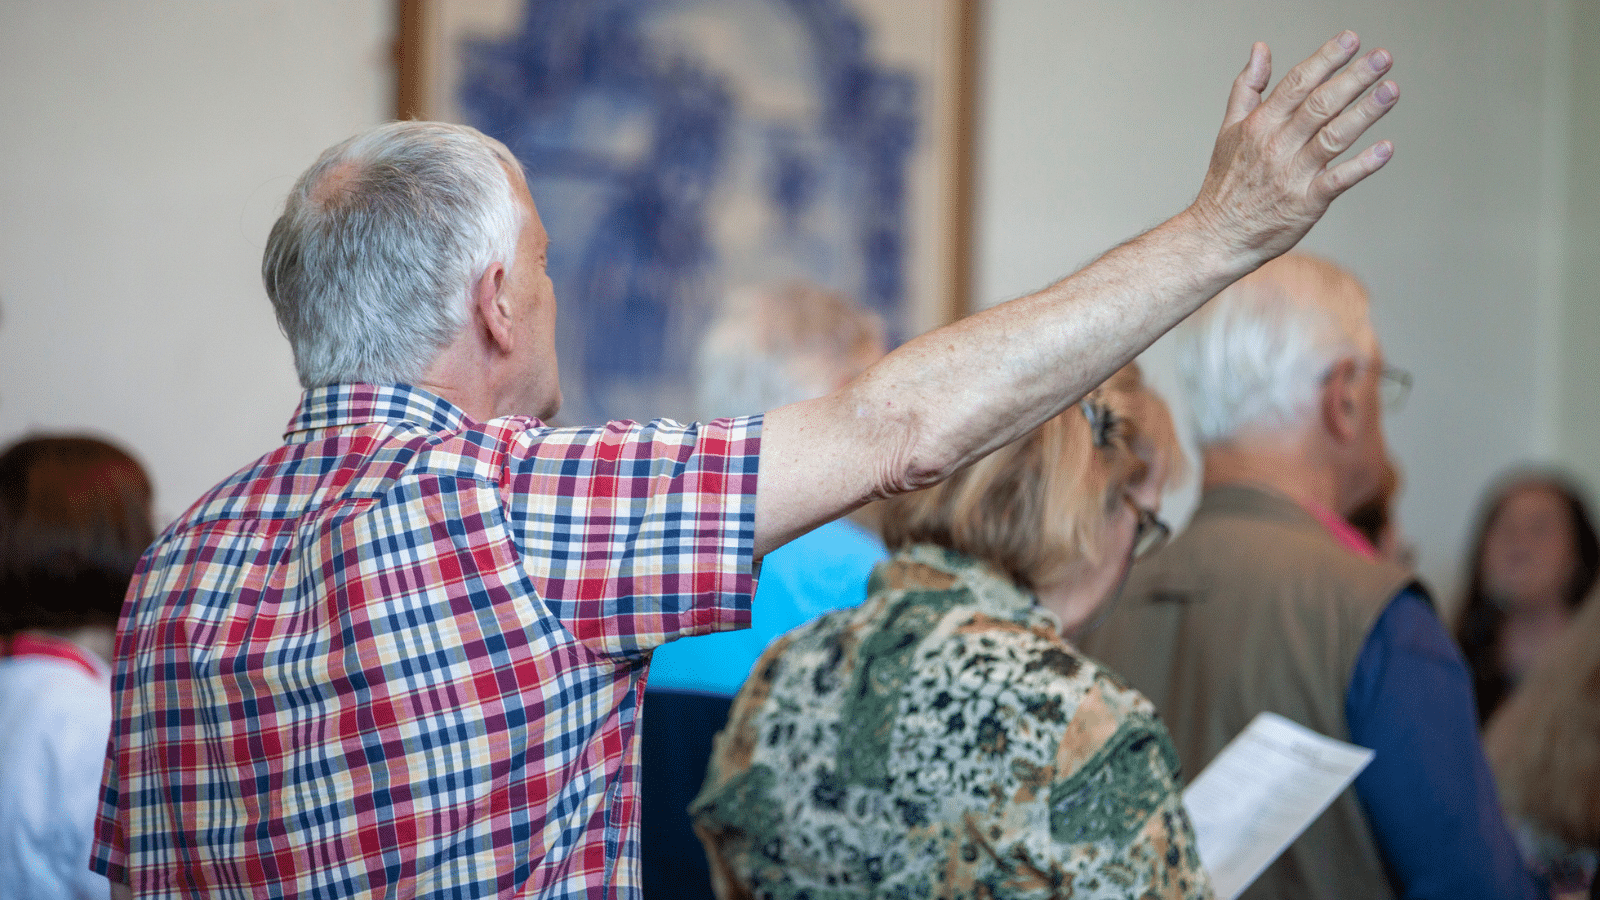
[92,384,760,898]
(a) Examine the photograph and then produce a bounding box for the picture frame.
[396,0,977,424]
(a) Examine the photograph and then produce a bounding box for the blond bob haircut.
[881,363,1183,591]
[1483,584,1600,848]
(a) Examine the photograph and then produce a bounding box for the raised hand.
[1187,32,1399,266]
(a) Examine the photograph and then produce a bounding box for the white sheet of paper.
[1181,712,1374,900]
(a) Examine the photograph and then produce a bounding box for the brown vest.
[1080,485,1418,900]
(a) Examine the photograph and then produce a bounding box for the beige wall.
[1559,1,1600,498]
[0,0,1592,605]
[0,0,390,520]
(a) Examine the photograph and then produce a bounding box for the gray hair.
[263,121,525,387]
[694,282,887,418]
[1177,253,1378,446]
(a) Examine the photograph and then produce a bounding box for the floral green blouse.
[690,543,1212,900]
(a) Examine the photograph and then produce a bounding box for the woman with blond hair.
[691,364,1209,899]
[1484,585,1600,900]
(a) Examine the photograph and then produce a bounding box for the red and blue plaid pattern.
[92,384,760,898]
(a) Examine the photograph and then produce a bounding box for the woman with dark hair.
[0,435,154,898]
[1454,469,1600,725]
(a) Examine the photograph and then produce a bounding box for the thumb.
[1220,42,1271,130]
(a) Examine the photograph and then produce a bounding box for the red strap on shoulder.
[0,632,106,680]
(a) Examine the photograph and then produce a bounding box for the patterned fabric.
[91,383,761,899]
[692,544,1212,900]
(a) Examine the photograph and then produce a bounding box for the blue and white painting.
[451,0,934,424]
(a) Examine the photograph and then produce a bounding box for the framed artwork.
[397,0,977,424]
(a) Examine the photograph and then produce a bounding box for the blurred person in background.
[648,281,889,696]
[1455,469,1599,725]
[0,436,154,899]
[642,282,889,899]
[1484,582,1600,900]
[1082,253,1538,900]
[692,364,1213,899]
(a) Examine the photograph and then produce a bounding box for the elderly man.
[94,35,1398,899]
[1082,254,1538,899]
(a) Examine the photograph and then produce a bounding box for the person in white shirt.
[0,436,154,900]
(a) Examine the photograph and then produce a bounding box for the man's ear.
[471,262,513,353]
[1320,357,1360,444]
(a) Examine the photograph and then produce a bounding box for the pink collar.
[0,632,109,681]
[1299,499,1379,560]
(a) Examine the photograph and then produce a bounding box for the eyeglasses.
[1378,364,1411,412]
[1078,495,1169,637]
[1126,495,1170,559]
[1320,360,1413,413]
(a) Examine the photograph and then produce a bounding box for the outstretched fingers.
[1313,139,1396,203]
[1220,42,1272,131]
[1287,48,1395,158]
[1300,74,1399,177]
[1189,32,1398,262]
[1255,31,1362,122]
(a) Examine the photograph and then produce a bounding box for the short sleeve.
[91,680,127,884]
[499,415,762,657]
[647,518,886,696]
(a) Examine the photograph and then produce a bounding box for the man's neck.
[416,332,559,423]
[1201,441,1343,516]
[416,377,498,423]
[415,327,515,423]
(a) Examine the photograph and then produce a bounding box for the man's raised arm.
[755,33,1395,554]
[754,32,1400,557]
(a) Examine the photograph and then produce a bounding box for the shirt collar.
[896,543,1045,620]
[285,384,471,440]
[1299,498,1380,560]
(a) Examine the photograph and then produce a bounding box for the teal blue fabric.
[647,519,885,696]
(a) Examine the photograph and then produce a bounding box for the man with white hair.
[1082,253,1538,900]
[95,35,1399,899]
